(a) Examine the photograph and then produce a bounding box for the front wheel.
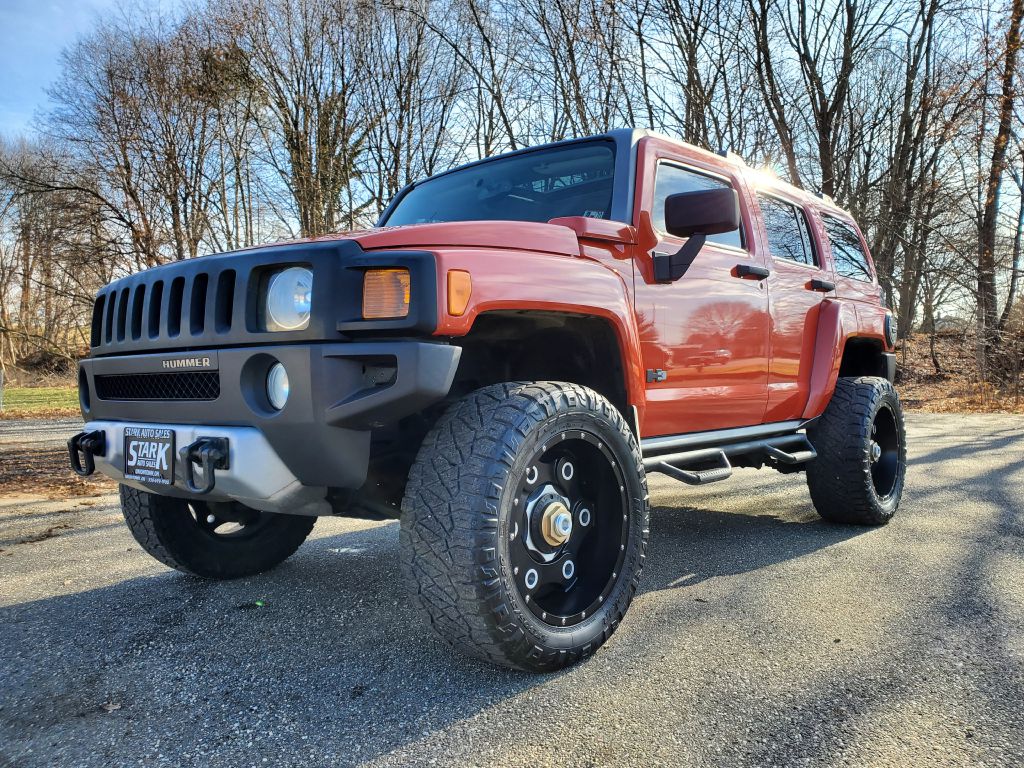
[806,376,907,525]
[400,382,649,672]
[120,486,316,579]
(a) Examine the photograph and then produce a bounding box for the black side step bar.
[643,433,817,484]
[655,450,733,485]
[763,443,817,465]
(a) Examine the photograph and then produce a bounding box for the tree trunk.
[978,0,1023,358]
[998,185,1024,331]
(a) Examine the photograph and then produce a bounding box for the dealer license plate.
[123,427,175,485]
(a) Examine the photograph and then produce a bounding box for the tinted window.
[823,216,872,281]
[758,195,816,266]
[384,141,615,226]
[653,164,743,249]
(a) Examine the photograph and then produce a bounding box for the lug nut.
[578,507,591,527]
[562,560,575,580]
[524,569,539,590]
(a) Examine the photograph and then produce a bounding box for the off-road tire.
[400,382,649,672]
[806,376,907,525]
[120,485,315,579]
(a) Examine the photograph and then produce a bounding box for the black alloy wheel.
[506,432,630,628]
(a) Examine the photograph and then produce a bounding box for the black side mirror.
[664,187,741,238]
[654,188,741,282]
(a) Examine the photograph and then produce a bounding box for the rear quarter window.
[822,215,873,281]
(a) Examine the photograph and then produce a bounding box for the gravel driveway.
[1,413,1022,767]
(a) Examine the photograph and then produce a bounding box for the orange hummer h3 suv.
[70,129,906,671]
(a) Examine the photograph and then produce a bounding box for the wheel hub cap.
[870,441,882,463]
[541,502,573,546]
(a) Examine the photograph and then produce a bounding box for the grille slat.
[130,284,145,340]
[147,280,163,339]
[94,372,220,401]
[116,288,129,342]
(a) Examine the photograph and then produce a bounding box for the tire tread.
[400,381,648,672]
[806,376,907,525]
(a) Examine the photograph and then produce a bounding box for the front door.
[632,141,771,437]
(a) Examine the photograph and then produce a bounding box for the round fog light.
[267,363,290,410]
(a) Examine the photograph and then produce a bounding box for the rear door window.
[823,215,873,281]
[757,194,817,267]
[653,163,744,250]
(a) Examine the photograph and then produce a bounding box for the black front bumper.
[78,341,461,491]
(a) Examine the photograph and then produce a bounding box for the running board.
[643,433,817,483]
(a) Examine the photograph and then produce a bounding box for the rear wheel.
[120,485,315,578]
[401,382,649,672]
[806,376,907,525]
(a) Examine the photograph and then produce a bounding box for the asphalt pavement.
[1,413,1022,767]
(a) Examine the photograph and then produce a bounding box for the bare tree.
[215,0,370,236]
[978,0,1024,357]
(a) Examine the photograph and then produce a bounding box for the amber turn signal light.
[447,270,472,316]
[362,268,410,319]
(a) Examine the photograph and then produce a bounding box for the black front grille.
[94,372,221,401]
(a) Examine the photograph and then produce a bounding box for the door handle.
[808,279,836,292]
[735,264,770,279]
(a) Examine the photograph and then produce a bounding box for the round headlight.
[267,363,290,410]
[266,267,313,331]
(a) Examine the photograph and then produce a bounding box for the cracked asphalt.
[1,413,1022,767]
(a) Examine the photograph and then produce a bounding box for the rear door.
[752,190,834,421]
[632,140,770,436]
[820,213,877,301]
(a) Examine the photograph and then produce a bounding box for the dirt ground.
[0,419,112,499]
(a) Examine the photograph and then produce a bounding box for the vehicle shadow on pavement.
[640,471,872,593]
[0,478,882,767]
[677,452,1024,766]
[1,521,542,767]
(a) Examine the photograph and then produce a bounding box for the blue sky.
[0,0,122,137]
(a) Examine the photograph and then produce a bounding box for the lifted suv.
[70,129,906,671]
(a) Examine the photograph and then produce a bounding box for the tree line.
[1,0,1022,382]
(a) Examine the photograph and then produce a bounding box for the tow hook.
[179,437,230,495]
[68,430,107,477]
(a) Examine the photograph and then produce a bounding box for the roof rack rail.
[715,148,746,164]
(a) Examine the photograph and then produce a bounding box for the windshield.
[382,141,615,226]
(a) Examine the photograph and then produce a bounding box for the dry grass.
[896,332,1024,414]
